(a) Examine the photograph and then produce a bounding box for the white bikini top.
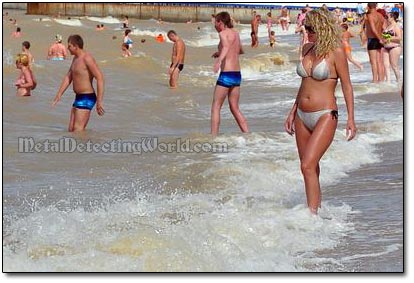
[296,58,331,81]
[296,45,335,81]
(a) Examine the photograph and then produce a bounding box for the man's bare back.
[366,9,384,38]
[48,42,67,59]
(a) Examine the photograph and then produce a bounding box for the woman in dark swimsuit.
[382,11,402,83]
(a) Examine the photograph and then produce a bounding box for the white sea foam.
[54,18,83,27]
[2,171,353,272]
[32,18,52,22]
[186,34,219,47]
[2,49,15,66]
[130,29,167,38]
[86,16,120,24]
[2,113,402,272]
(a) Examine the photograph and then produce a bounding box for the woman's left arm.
[334,47,357,141]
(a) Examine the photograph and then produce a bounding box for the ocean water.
[2,9,403,272]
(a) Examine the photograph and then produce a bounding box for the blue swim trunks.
[51,57,64,61]
[216,71,242,88]
[72,93,97,110]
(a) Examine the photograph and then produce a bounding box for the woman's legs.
[383,49,391,82]
[389,46,402,82]
[294,112,338,214]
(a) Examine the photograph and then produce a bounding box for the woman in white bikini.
[284,9,357,215]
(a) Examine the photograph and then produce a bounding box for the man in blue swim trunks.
[211,11,249,136]
[52,34,105,132]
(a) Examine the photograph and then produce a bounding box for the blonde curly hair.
[16,53,29,66]
[305,9,341,57]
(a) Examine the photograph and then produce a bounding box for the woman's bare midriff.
[297,78,338,112]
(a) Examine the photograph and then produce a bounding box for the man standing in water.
[47,34,67,60]
[211,11,249,136]
[366,3,386,83]
[250,13,261,48]
[52,35,105,132]
[167,30,186,89]
[21,41,34,68]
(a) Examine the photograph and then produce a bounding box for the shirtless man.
[366,3,386,83]
[52,35,104,132]
[21,41,34,68]
[251,14,261,48]
[211,11,249,136]
[167,30,186,89]
[47,34,67,60]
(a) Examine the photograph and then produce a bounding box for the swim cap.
[55,34,63,42]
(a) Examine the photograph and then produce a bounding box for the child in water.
[121,43,132,57]
[269,30,276,48]
[15,53,36,96]
[123,29,133,49]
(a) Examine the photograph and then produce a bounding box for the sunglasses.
[305,25,315,34]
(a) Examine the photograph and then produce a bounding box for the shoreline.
[323,139,403,271]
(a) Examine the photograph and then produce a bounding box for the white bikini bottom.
[297,109,338,131]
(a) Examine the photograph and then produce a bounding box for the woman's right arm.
[285,84,302,135]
